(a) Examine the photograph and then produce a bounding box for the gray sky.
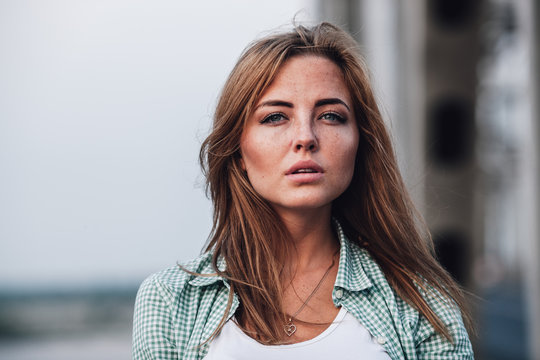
[0,0,317,290]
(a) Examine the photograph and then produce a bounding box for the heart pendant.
[284,323,297,337]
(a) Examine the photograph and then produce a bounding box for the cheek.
[346,140,359,169]
[241,125,287,170]
[331,128,358,160]
[240,135,272,177]
[335,133,359,182]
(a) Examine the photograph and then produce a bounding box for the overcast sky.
[0,0,318,290]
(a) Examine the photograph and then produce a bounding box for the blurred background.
[0,0,538,359]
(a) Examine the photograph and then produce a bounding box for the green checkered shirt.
[132,221,474,359]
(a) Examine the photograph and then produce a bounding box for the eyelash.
[259,111,346,124]
[260,112,287,124]
[320,112,346,123]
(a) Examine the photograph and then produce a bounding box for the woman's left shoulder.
[391,279,474,359]
[350,246,474,358]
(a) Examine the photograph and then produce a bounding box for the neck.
[275,205,339,272]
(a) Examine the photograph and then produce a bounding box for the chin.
[272,195,338,212]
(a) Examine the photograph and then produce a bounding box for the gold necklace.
[283,251,338,337]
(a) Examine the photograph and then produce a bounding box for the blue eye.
[261,113,286,124]
[320,112,346,123]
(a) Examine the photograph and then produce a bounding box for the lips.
[286,160,324,175]
[293,169,318,173]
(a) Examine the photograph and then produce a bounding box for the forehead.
[257,55,351,103]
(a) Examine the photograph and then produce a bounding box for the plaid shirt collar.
[133,219,474,360]
[186,219,373,294]
[332,218,373,292]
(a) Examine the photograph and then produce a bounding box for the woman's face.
[240,55,359,215]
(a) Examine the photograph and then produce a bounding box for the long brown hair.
[199,22,471,344]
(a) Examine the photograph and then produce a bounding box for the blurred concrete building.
[317,1,540,359]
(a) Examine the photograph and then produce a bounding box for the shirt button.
[376,336,387,345]
[335,289,343,299]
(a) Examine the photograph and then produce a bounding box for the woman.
[133,22,474,359]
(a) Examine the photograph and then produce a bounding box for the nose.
[293,119,318,152]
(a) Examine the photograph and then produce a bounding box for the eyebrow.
[255,98,351,111]
[315,98,350,111]
[256,100,293,109]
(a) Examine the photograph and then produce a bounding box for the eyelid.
[260,111,288,124]
[319,111,346,123]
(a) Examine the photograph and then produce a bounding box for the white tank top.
[203,307,391,360]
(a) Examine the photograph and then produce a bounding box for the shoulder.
[348,241,466,328]
[345,243,473,358]
[406,282,473,358]
[132,252,222,359]
[135,251,217,307]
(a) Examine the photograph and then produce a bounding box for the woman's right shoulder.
[136,251,217,301]
[133,252,222,358]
